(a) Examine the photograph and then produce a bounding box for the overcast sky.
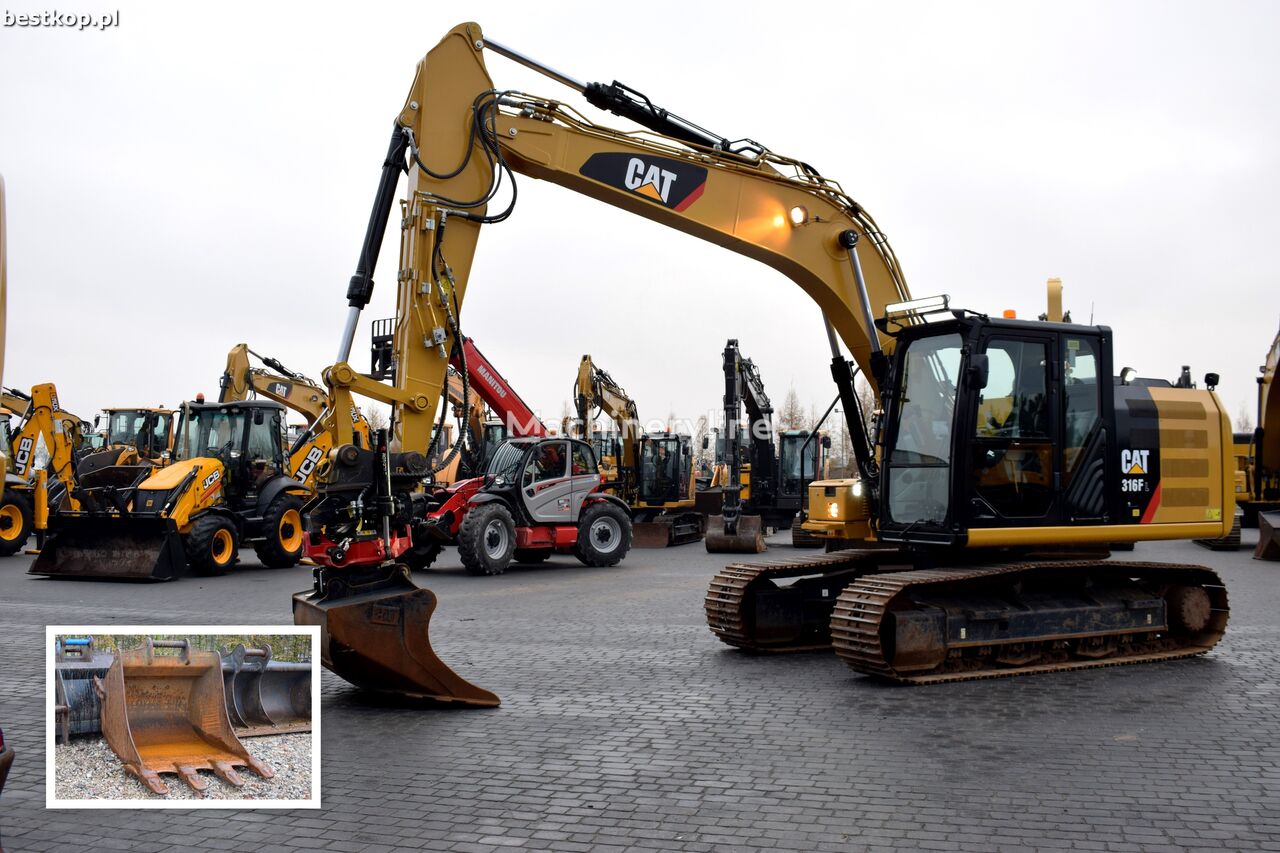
[3,0,1277,437]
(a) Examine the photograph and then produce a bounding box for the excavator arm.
[574,355,640,491]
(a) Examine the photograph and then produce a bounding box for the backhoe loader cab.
[31,399,310,580]
[105,409,173,461]
[455,436,633,575]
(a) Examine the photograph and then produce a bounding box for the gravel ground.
[53,732,312,802]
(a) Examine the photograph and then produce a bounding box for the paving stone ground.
[2,532,1279,852]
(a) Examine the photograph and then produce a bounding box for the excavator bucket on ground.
[292,568,499,707]
[221,644,312,737]
[705,514,765,553]
[631,514,704,548]
[1255,511,1280,561]
[30,516,184,581]
[95,639,273,795]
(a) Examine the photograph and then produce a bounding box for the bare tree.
[779,384,806,430]
[1237,403,1254,433]
[364,405,388,433]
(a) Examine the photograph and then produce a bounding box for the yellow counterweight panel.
[1146,388,1233,531]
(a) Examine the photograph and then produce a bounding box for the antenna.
[1090,302,1095,325]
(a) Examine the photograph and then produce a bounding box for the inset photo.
[47,627,319,808]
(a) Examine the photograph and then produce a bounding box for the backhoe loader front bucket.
[221,644,312,737]
[29,516,185,581]
[1255,511,1280,561]
[704,514,765,553]
[292,567,499,707]
[96,639,273,795]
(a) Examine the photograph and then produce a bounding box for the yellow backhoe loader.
[1,383,87,555]
[573,355,702,546]
[31,398,312,579]
[284,23,1233,705]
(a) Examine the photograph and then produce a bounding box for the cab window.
[525,442,567,484]
[571,443,597,475]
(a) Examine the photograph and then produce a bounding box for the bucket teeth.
[177,765,209,791]
[212,761,246,787]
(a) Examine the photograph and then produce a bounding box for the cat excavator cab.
[291,23,1234,706]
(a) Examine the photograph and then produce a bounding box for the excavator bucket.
[96,639,273,795]
[705,514,765,554]
[221,644,312,737]
[29,516,185,581]
[1255,511,1280,561]
[632,513,705,548]
[54,638,112,744]
[292,569,499,707]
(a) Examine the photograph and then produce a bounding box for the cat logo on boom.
[579,152,708,213]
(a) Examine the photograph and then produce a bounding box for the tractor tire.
[513,548,552,564]
[790,513,822,548]
[0,491,34,557]
[186,514,239,575]
[458,502,516,576]
[573,502,632,567]
[253,493,306,568]
[401,540,443,572]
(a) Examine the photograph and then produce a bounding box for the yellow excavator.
[287,23,1234,704]
[0,175,6,503]
[1238,323,1280,558]
[573,354,702,546]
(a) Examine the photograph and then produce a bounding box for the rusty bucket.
[95,638,274,794]
[1255,511,1280,561]
[704,514,765,554]
[221,644,312,737]
[293,568,498,707]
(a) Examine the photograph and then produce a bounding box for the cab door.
[966,331,1060,526]
[521,440,575,523]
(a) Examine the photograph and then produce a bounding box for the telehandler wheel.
[187,515,239,575]
[458,502,516,576]
[573,502,632,567]
[253,494,306,568]
[513,548,551,564]
[401,540,442,572]
[0,492,34,556]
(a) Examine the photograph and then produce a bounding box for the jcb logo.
[1120,448,1151,476]
[14,436,33,476]
[202,470,222,490]
[294,447,324,482]
[579,152,707,213]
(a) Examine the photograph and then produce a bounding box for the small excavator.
[573,354,703,546]
[285,23,1234,705]
[704,339,829,553]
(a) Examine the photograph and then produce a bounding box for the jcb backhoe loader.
[1,383,87,555]
[31,399,311,579]
[288,23,1234,705]
[573,354,703,546]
